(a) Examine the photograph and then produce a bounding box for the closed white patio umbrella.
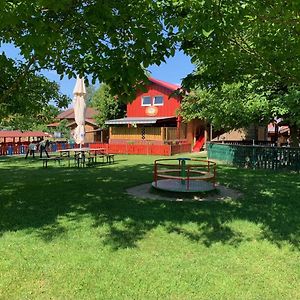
[73,76,87,146]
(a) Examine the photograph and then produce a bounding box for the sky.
[1,43,195,99]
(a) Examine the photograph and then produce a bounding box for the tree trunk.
[289,125,299,147]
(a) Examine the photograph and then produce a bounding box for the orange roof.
[0,131,51,138]
[57,107,98,120]
[149,77,181,91]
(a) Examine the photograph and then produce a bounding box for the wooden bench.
[88,153,114,164]
[86,154,105,165]
[104,154,115,164]
[73,154,86,167]
[40,157,62,168]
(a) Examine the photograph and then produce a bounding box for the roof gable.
[57,107,98,120]
[148,77,181,92]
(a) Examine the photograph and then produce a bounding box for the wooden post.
[109,127,112,141]
[176,116,181,140]
[161,127,164,141]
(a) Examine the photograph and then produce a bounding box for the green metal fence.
[207,142,300,171]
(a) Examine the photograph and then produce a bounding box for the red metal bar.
[187,166,190,191]
[154,162,158,187]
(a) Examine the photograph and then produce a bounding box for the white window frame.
[153,95,164,106]
[141,96,152,106]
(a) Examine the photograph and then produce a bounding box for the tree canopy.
[176,1,300,145]
[2,1,300,92]
[91,83,126,129]
[0,0,177,102]
[1,1,300,145]
[176,0,300,89]
[180,82,271,130]
[0,54,70,125]
[0,104,59,131]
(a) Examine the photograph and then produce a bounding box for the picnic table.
[57,148,113,167]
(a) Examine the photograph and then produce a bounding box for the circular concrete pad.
[152,179,215,193]
[127,183,242,202]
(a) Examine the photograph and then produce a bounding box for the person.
[25,141,37,159]
[39,139,50,158]
[68,137,75,148]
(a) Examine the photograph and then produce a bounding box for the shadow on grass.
[0,157,299,250]
[167,223,247,247]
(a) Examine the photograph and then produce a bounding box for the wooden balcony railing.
[109,126,187,141]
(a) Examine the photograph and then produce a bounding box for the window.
[153,96,164,106]
[142,96,151,106]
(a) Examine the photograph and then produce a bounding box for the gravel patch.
[126,183,242,202]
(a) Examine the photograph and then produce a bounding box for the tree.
[174,1,300,89]
[174,1,300,145]
[91,83,126,128]
[180,81,300,146]
[56,119,71,139]
[0,1,177,103]
[180,82,271,130]
[0,105,60,131]
[85,85,97,107]
[0,54,70,121]
[271,86,300,146]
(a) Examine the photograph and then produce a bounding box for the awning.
[105,117,176,125]
[0,131,52,138]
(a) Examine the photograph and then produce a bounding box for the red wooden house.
[104,77,194,154]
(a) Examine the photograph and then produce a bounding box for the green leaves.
[0,0,178,104]
[180,81,272,131]
[91,83,126,128]
[1,0,300,144]
[202,29,214,38]
[0,54,70,122]
[178,0,300,88]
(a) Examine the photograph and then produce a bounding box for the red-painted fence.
[0,141,191,156]
[170,143,192,155]
[90,143,191,156]
[0,142,86,156]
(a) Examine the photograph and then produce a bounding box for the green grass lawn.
[0,154,299,299]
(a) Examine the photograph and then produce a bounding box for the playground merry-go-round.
[152,158,217,193]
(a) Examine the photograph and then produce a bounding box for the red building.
[99,78,207,155]
[105,78,192,150]
[0,131,51,143]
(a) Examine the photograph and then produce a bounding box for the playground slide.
[192,135,205,152]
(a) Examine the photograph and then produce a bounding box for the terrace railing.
[110,126,187,142]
